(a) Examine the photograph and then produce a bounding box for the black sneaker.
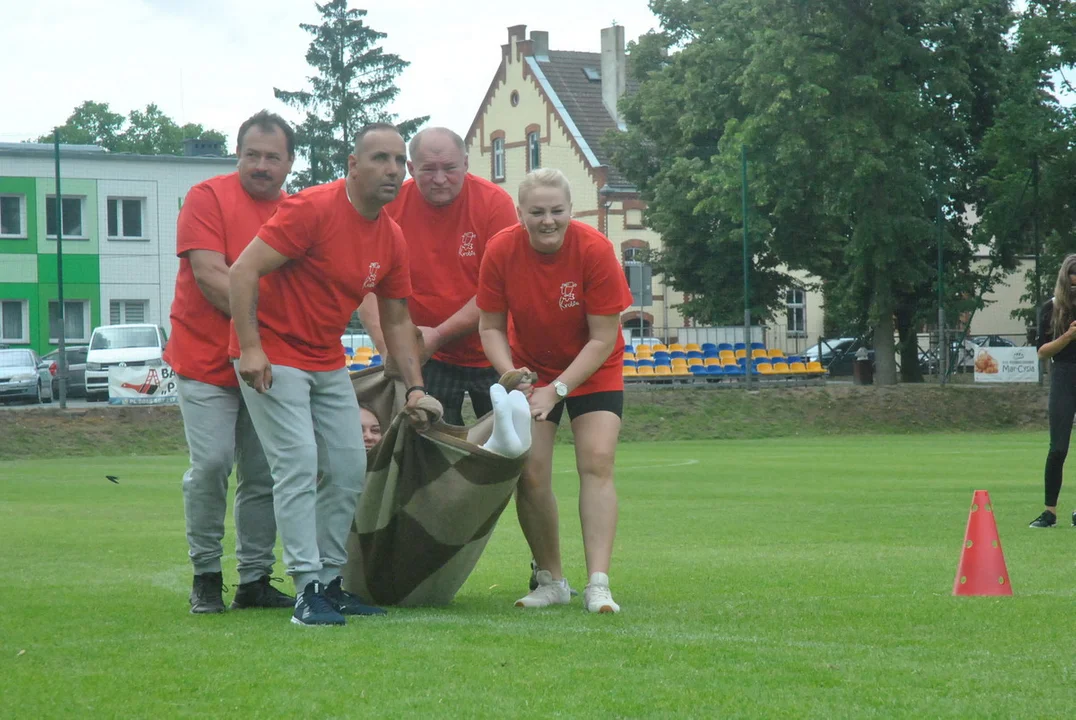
[189,572,225,614]
[1071,511,1076,528]
[325,577,386,616]
[1029,510,1057,528]
[291,581,345,626]
[230,575,295,610]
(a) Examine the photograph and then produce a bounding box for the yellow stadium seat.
[671,360,688,369]
[685,343,702,352]
[735,349,747,359]
[704,357,722,367]
[652,343,668,352]
[756,363,774,374]
[719,350,735,361]
[668,343,685,352]
[623,351,635,360]
[751,349,768,359]
[635,344,651,354]
[674,365,693,376]
[772,361,790,373]
[687,358,703,367]
[789,361,807,373]
[623,366,638,377]
[655,366,672,376]
[806,361,824,374]
[635,352,652,361]
[637,366,655,376]
[767,348,785,358]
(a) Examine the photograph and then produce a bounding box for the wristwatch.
[552,380,569,398]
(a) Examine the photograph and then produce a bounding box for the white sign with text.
[108,364,179,405]
[973,347,1039,383]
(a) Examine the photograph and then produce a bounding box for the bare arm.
[188,250,231,315]
[1039,321,1076,360]
[228,238,291,392]
[478,309,514,376]
[432,296,481,348]
[357,293,387,356]
[377,296,425,390]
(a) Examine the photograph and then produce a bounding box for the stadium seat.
[623,359,637,367]
[756,362,773,374]
[637,358,655,368]
[670,350,686,359]
[768,348,785,358]
[705,365,723,375]
[623,350,635,359]
[673,365,692,376]
[686,343,703,352]
[702,350,720,359]
[652,343,668,352]
[789,361,807,373]
[704,357,722,367]
[343,346,354,355]
[717,343,733,352]
[654,351,670,361]
[751,349,768,359]
[700,343,716,352]
[369,355,382,366]
[719,350,735,361]
[806,361,824,374]
[772,361,790,373]
[687,358,703,368]
[655,359,672,367]
[349,363,366,371]
[671,358,688,369]
[637,366,655,376]
[624,344,635,354]
[750,342,765,350]
[655,365,672,376]
[734,342,746,351]
[687,350,704,360]
[786,355,802,364]
[690,365,708,375]
[668,343,685,353]
[623,366,638,377]
[735,349,747,359]
[635,344,652,354]
[722,364,743,375]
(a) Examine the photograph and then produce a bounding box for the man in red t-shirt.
[163,110,296,615]
[229,123,432,627]
[358,127,518,425]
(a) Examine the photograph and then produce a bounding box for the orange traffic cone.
[953,490,1012,596]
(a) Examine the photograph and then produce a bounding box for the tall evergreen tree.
[275,0,428,189]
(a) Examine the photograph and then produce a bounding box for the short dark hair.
[354,122,401,152]
[237,110,295,159]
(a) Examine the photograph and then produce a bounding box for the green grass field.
[2,432,1073,718]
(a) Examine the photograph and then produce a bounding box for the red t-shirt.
[385,174,518,367]
[227,179,412,372]
[477,220,633,396]
[164,173,285,387]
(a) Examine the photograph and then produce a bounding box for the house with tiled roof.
[465,24,684,341]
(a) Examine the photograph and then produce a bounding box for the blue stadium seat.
[689,365,708,375]
[623,359,637,367]
[349,363,366,371]
[344,346,354,355]
[786,355,802,364]
[687,351,704,359]
[637,359,655,368]
[370,355,382,366]
[722,364,744,375]
[703,349,720,358]
[717,343,733,352]
[624,344,635,354]
[670,350,686,359]
[750,342,766,350]
[705,365,723,375]
[701,343,718,352]
[654,351,670,361]
[655,358,672,367]
[734,342,746,350]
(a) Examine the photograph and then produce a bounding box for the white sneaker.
[515,570,571,608]
[583,572,620,614]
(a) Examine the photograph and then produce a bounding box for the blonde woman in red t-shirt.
[477,168,634,613]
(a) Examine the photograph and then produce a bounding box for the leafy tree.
[275,0,428,189]
[42,102,226,155]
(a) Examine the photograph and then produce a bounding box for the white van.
[85,324,168,401]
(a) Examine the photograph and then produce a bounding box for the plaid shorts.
[423,358,500,426]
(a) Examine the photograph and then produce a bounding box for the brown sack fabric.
[343,366,526,606]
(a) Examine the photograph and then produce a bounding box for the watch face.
[555,381,568,397]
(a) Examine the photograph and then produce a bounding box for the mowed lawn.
[1,432,1074,718]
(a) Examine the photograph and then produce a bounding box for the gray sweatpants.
[177,376,277,585]
[236,363,365,592]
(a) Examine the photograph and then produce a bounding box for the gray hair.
[408,127,466,161]
[518,168,572,204]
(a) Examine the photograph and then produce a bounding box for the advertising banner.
[973,347,1039,383]
[108,364,179,405]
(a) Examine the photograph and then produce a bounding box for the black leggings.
[1044,361,1076,506]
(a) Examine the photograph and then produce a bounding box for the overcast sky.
[0,0,660,147]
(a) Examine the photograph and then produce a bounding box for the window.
[623,246,647,263]
[110,299,147,325]
[48,300,90,343]
[1,300,29,343]
[492,137,505,181]
[786,287,806,337]
[45,196,84,238]
[107,198,144,239]
[527,131,540,171]
[624,261,652,306]
[0,195,26,237]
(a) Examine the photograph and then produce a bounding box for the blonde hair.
[1052,254,1076,337]
[518,168,572,204]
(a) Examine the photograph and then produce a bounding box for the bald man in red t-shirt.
[358,127,518,425]
[228,123,430,627]
[164,110,297,615]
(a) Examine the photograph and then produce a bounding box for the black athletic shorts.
[544,390,624,425]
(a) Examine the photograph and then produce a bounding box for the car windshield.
[0,350,34,367]
[90,327,159,350]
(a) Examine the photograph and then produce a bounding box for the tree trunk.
[896,303,924,383]
[874,295,898,386]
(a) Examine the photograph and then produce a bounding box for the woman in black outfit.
[1031,254,1076,528]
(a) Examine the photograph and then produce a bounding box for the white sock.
[481,384,523,457]
[507,389,532,453]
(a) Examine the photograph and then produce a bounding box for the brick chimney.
[600,25,627,127]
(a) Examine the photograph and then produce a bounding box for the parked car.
[41,346,89,398]
[969,335,1017,348]
[802,337,874,376]
[85,324,168,402]
[0,348,54,404]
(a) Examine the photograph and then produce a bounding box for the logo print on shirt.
[362,262,381,289]
[559,281,580,310]
[459,231,477,257]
